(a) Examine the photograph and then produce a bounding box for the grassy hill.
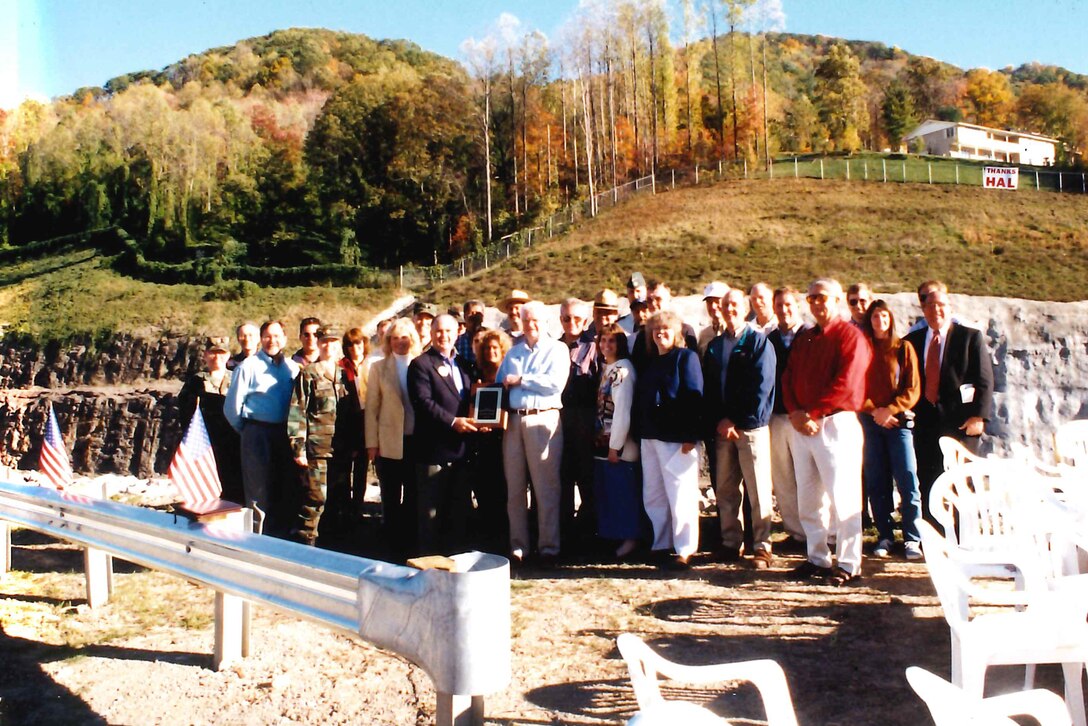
[0,250,393,341]
[2,176,1086,342]
[432,177,1088,305]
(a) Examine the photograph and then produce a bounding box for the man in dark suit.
[408,314,477,556]
[904,287,994,520]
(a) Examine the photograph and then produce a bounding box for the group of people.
[178,272,994,584]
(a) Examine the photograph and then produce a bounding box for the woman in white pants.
[634,311,705,569]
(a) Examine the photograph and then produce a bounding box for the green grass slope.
[432,178,1088,305]
[0,251,394,340]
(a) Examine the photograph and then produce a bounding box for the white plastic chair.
[1055,420,1088,468]
[616,633,799,726]
[917,520,1088,726]
[927,460,1072,586]
[906,666,1072,725]
[939,436,985,471]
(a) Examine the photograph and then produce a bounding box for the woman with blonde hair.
[634,310,704,569]
[365,318,421,560]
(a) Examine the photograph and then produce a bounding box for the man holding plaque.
[408,314,477,556]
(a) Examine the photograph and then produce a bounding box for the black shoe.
[715,546,742,563]
[537,553,559,570]
[662,555,692,571]
[787,560,832,581]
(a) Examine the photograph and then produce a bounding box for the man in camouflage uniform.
[287,327,349,546]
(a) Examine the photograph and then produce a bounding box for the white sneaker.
[873,539,893,558]
[904,541,923,561]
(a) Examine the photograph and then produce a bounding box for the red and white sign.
[983,166,1018,190]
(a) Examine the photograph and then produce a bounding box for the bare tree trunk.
[508,55,519,216]
[749,31,758,159]
[607,49,618,189]
[647,27,659,173]
[629,43,641,175]
[729,24,739,161]
[483,81,493,241]
[709,4,725,161]
[762,33,770,171]
[581,73,597,216]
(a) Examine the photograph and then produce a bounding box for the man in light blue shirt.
[224,320,300,536]
[497,301,570,567]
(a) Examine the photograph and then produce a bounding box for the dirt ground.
[2,511,1074,726]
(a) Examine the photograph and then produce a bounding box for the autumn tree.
[813,42,869,151]
[963,68,1013,127]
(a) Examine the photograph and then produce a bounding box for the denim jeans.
[861,414,922,544]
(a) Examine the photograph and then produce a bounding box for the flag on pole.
[169,407,223,506]
[39,402,73,490]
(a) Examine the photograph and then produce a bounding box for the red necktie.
[924,332,941,404]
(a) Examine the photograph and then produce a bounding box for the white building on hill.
[903,119,1058,166]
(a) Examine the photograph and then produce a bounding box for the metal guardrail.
[0,481,511,725]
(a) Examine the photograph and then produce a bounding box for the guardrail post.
[1,519,9,575]
[437,694,485,726]
[84,481,113,607]
[213,508,252,669]
[84,547,112,608]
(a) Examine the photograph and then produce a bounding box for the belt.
[243,418,285,427]
[511,407,557,416]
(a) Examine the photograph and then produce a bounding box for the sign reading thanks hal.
[983,166,1018,190]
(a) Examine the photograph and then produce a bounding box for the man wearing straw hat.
[499,289,531,341]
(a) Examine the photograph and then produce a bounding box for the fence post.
[484,252,488,268]
[1082,173,1086,193]
[882,159,887,183]
[695,164,699,184]
[399,265,403,289]
[794,157,798,178]
[819,158,824,180]
[1058,172,1063,192]
[652,172,656,194]
[769,160,774,179]
[743,159,748,179]
[718,159,723,177]
[1035,170,1040,190]
[928,163,932,184]
[845,159,850,181]
[863,162,867,181]
[506,244,510,258]
[902,161,906,183]
[955,165,959,185]
[461,259,465,277]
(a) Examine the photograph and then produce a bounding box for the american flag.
[169,407,223,506]
[39,403,73,490]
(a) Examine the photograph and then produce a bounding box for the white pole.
[845,159,850,181]
[671,169,675,189]
[882,158,887,182]
[819,158,824,180]
[955,165,959,184]
[1035,170,1040,189]
[928,163,932,184]
[794,157,798,178]
[695,164,699,184]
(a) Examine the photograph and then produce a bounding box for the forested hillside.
[2,8,1087,275]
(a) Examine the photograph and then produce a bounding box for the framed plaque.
[473,386,504,425]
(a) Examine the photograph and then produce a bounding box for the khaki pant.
[504,409,563,557]
[769,414,805,541]
[715,426,773,553]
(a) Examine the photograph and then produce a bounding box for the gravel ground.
[0,477,1073,725]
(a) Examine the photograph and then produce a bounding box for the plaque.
[473,386,503,425]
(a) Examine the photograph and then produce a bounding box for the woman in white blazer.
[365,318,421,559]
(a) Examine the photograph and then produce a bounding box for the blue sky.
[4,0,1087,109]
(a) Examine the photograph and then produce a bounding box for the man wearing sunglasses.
[846,283,873,328]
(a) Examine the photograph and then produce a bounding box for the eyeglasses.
[847,298,869,307]
[806,294,830,303]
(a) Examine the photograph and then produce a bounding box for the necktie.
[925,332,941,404]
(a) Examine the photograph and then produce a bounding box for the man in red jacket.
[782,279,873,586]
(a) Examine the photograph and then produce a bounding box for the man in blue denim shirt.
[225,320,300,535]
